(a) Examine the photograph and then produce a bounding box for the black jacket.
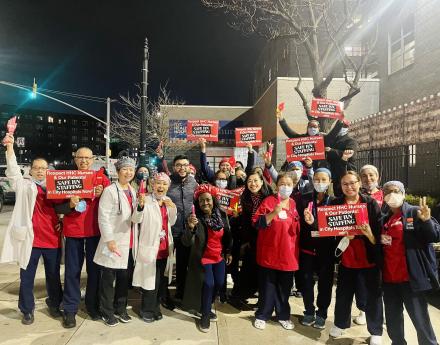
[381,202,440,292]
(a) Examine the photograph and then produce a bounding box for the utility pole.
[106,97,111,170]
[139,37,149,166]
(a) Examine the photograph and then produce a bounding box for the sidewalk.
[1,209,439,345]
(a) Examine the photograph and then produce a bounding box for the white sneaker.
[354,311,366,325]
[370,335,382,345]
[279,320,294,330]
[254,319,266,330]
[329,325,344,337]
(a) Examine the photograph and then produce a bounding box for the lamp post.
[139,37,149,167]
[0,80,112,171]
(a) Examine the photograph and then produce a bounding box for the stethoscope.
[113,183,133,215]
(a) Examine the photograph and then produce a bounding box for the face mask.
[314,183,329,193]
[338,128,349,137]
[278,186,293,199]
[308,127,319,136]
[363,182,378,192]
[384,192,405,208]
[32,178,46,189]
[291,170,302,180]
[137,172,148,181]
[335,236,350,257]
[215,180,228,189]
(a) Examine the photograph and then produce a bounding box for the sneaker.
[154,312,163,321]
[141,312,155,323]
[196,311,218,321]
[102,315,119,327]
[354,311,366,325]
[21,312,34,325]
[87,310,101,321]
[301,314,315,326]
[279,319,294,330]
[313,316,326,329]
[370,335,383,345]
[115,311,132,323]
[329,325,344,337]
[63,313,76,329]
[253,319,266,330]
[198,316,210,333]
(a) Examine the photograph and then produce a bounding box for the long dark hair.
[241,168,273,205]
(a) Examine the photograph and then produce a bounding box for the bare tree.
[111,86,194,157]
[201,0,382,126]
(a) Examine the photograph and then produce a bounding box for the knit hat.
[153,172,171,185]
[287,161,303,170]
[383,181,405,194]
[115,156,136,170]
[194,184,219,200]
[219,157,236,168]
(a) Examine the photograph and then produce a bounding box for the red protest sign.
[285,136,325,161]
[235,127,262,147]
[310,98,344,119]
[187,120,219,142]
[315,204,369,237]
[46,170,95,199]
[217,187,244,215]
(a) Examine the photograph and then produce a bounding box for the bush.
[405,194,439,208]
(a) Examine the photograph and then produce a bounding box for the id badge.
[381,234,392,246]
[278,210,287,219]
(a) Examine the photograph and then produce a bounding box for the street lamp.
[0,80,112,171]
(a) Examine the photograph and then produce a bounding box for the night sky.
[0,0,265,116]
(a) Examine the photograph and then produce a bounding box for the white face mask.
[335,236,350,257]
[291,170,302,180]
[338,127,349,137]
[384,192,405,208]
[363,182,378,192]
[215,180,228,189]
[314,182,329,193]
[278,186,293,199]
[308,127,319,136]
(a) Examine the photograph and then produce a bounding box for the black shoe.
[154,312,163,321]
[63,313,76,328]
[115,311,132,323]
[22,312,34,325]
[87,310,101,321]
[161,298,175,311]
[141,312,155,323]
[196,311,218,322]
[102,315,119,327]
[198,316,210,333]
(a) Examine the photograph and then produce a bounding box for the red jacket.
[63,170,111,238]
[252,195,300,271]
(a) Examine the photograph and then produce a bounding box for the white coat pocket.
[136,243,156,264]
[10,225,29,241]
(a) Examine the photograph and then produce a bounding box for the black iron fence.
[355,140,440,197]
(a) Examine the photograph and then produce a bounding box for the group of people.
[0,112,439,345]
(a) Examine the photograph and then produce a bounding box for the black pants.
[63,236,101,314]
[127,249,134,289]
[383,282,438,345]
[99,266,129,318]
[237,246,259,299]
[355,272,367,312]
[141,258,168,317]
[19,247,62,314]
[173,236,190,298]
[255,266,294,321]
[299,252,335,319]
[334,265,383,336]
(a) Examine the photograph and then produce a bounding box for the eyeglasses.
[342,181,359,188]
[75,156,94,161]
[31,167,48,171]
[175,163,189,169]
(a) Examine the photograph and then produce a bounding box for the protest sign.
[217,187,244,215]
[235,127,262,147]
[285,136,325,161]
[310,98,344,119]
[187,120,219,142]
[314,203,369,237]
[46,170,95,199]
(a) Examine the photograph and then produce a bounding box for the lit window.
[388,15,415,74]
[48,116,54,123]
[268,68,272,82]
[409,144,416,167]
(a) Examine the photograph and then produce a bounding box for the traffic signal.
[31,78,37,99]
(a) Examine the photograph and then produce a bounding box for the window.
[81,129,89,135]
[72,128,77,134]
[81,136,88,142]
[409,144,416,167]
[48,116,54,123]
[268,68,272,82]
[58,119,62,124]
[344,44,364,57]
[37,116,43,121]
[388,15,415,74]
[81,120,88,126]
[72,120,78,125]
[72,135,77,142]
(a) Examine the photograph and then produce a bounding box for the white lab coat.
[93,182,137,269]
[132,194,176,291]
[0,153,37,269]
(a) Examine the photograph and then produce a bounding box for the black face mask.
[136,172,148,181]
[236,178,246,187]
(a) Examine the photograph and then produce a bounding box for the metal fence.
[355,140,440,196]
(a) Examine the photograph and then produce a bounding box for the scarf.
[250,192,264,218]
[204,207,224,231]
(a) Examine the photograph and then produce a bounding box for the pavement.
[0,205,439,345]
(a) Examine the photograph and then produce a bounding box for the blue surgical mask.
[314,183,329,193]
[278,186,293,199]
[308,127,319,136]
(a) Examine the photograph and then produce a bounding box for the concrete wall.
[378,0,440,110]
